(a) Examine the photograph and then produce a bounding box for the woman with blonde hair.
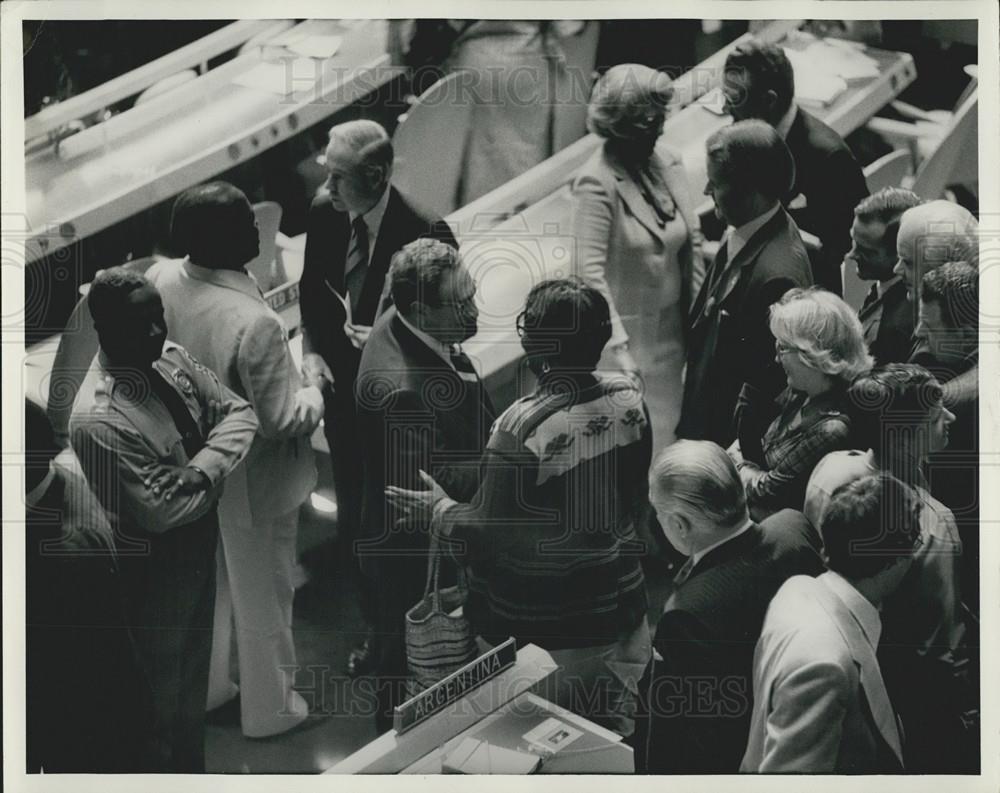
[571,63,704,454]
[729,287,874,520]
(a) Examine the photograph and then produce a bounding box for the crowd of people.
[24,36,980,775]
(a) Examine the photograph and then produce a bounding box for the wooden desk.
[23,19,396,265]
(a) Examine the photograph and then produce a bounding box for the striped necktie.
[449,345,479,383]
[344,215,370,313]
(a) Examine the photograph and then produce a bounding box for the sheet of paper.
[232,57,321,96]
[286,34,342,59]
[522,717,584,754]
[698,86,729,116]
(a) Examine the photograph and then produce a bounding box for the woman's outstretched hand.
[385,469,446,520]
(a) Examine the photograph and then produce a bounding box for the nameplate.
[265,280,300,313]
[393,638,517,735]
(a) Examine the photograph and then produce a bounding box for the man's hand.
[345,323,372,350]
[143,464,212,501]
[610,342,641,378]
[203,399,224,428]
[302,352,334,393]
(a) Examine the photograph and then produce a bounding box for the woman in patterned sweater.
[388,277,652,735]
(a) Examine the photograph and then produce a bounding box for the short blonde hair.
[769,288,874,382]
[586,64,674,142]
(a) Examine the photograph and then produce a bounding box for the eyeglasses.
[515,311,527,338]
[775,341,803,356]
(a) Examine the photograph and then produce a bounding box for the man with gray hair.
[300,120,458,677]
[634,440,822,773]
[893,199,978,302]
[354,238,494,731]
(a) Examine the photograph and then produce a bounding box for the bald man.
[894,199,978,302]
[300,120,458,676]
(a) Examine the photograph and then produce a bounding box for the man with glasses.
[354,239,494,732]
[300,120,458,678]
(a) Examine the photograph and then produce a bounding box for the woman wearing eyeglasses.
[728,287,874,521]
[387,278,652,737]
[570,63,704,454]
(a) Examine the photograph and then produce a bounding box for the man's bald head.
[895,200,978,300]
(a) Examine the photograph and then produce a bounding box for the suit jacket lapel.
[663,525,761,610]
[323,200,351,296]
[356,188,405,324]
[815,581,904,764]
[692,209,787,327]
[606,153,666,240]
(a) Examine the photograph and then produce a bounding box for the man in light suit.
[355,239,495,732]
[679,120,812,449]
[70,269,258,771]
[847,188,924,365]
[742,473,922,773]
[148,182,324,737]
[723,39,870,295]
[634,440,823,773]
[300,120,458,675]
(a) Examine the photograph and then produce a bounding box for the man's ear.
[764,89,781,120]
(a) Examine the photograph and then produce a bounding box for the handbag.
[404,529,478,695]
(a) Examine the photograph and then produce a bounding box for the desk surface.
[23,19,392,264]
[401,691,632,774]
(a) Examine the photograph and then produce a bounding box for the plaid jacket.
[739,386,853,520]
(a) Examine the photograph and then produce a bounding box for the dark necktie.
[860,283,880,315]
[147,368,203,459]
[449,345,480,383]
[344,216,370,313]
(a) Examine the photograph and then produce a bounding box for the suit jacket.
[571,141,705,351]
[300,185,458,413]
[784,108,869,293]
[859,278,915,366]
[148,258,320,521]
[354,308,495,598]
[635,511,823,773]
[679,206,812,446]
[741,572,904,773]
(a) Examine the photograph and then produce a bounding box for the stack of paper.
[232,57,321,97]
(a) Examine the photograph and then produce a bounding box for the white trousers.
[207,507,308,737]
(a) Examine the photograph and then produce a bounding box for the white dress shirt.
[725,202,781,263]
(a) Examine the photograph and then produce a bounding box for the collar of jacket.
[692,207,792,325]
[605,143,684,240]
[389,308,463,374]
[182,258,264,302]
[685,521,761,580]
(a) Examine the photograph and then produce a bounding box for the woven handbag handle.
[422,524,468,614]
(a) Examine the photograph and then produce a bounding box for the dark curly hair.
[518,277,612,371]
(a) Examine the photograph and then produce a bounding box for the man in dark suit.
[848,188,924,365]
[679,120,812,448]
[355,238,495,731]
[633,440,823,773]
[724,39,869,295]
[300,120,458,676]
